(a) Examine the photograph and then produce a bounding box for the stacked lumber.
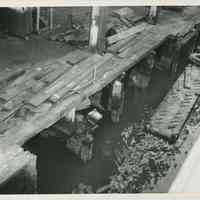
[107,22,153,46]
[106,7,145,37]
[111,7,144,26]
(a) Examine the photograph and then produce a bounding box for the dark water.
[24,68,173,194]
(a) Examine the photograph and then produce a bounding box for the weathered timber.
[1,8,200,150]
[0,68,25,86]
[0,78,46,114]
[148,66,200,142]
[0,144,37,193]
[49,53,113,103]
[0,79,36,101]
[0,61,60,101]
[0,55,131,146]
[59,49,92,65]
[40,62,72,84]
[112,7,134,18]
[107,35,133,52]
[107,22,153,45]
[119,27,167,59]
[117,29,155,53]
[0,81,46,123]
[97,7,109,53]
[0,98,26,122]
[28,54,102,107]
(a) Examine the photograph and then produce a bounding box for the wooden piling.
[89,7,108,54]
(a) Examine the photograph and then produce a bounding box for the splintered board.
[149,66,200,142]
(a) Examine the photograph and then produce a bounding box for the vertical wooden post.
[36,7,40,34]
[89,6,108,54]
[49,7,53,31]
[22,153,37,193]
[67,7,73,29]
[146,6,158,25]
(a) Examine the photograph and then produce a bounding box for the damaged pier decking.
[1,9,200,191]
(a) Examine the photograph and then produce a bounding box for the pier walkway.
[1,8,200,190]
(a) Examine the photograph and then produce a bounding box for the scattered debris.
[96,93,200,193]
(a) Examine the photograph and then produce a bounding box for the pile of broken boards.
[48,7,145,47]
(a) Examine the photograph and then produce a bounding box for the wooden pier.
[1,8,200,192]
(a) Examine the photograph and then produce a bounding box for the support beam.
[89,7,108,54]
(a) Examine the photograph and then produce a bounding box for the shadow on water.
[24,68,173,193]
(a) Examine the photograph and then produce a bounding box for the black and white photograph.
[0,4,200,196]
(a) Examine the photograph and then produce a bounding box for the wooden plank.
[59,49,92,65]
[49,53,113,103]
[0,68,26,86]
[107,34,137,53]
[0,79,36,102]
[119,27,167,58]
[0,61,61,103]
[0,80,46,122]
[28,54,102,107]
[107,22,153,45]
[40,62,72,84]
[0,61,58,102]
